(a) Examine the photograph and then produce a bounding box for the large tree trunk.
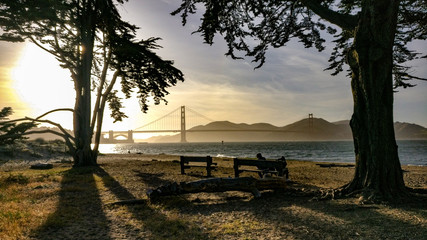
[73,1,97,167]
[342,0,408,202]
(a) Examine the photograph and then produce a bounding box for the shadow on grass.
[31,166,210,239]
[132,170,171,189]
[31,167,112,240]
[156,183,427,239]
[94,167,210,239]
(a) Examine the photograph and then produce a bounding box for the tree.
[0,0,184,166]
[172,0,426,202]
[0,107,36,145]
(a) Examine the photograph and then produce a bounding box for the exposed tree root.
[316,182,425,204]
[407,187,427,195]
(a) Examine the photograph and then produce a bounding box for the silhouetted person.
[256,153,268,178]
[278,156,287,167]
[256,153,266,161]
[278,156,289,180]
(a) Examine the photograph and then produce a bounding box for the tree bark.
[73,0,97,167]
[341,0,408,202]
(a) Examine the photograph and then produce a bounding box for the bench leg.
[180,157,185,175]
[233,165,239,178]
[206,162,211,177]
[206,157,212,177]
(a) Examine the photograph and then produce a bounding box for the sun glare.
[11,43,75,128]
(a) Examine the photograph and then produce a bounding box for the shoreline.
[2,153,427,169]
[2,153,425,190]
[101,153,427,167]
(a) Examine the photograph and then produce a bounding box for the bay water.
[97,140,427,166]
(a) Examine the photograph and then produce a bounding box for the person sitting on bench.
[277,156,289,180]
[256,153,272,178]
[256,153,266,161]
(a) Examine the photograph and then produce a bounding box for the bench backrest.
[233,158,285,169]
[180,156,214,176]
[180,156,212,164]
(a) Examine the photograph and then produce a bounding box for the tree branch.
[1,115,76,154]
[92,70,121,154]
[35,108,74,120]
[102,70,120,98]
[27,35,61,58]
[24,117,75,142]
[8,108,76,143]
[398,73,427,81]
[91,48,113,130]
[299,0,358,31]
[21,129,76,155]
[53,26,77,69]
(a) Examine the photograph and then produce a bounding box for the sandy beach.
[0,153,426,239]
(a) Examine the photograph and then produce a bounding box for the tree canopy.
[0,0,184,165]
[172,0,426,87]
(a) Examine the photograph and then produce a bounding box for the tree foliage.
[0,107,36,145]
[172,0,426,86]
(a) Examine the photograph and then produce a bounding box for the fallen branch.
[146,177,287,202]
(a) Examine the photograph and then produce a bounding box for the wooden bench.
[233,158,287,178]
[180,156,217,177]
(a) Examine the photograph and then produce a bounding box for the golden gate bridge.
[100,106,313,143]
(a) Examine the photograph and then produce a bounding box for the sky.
[1,0,426,139]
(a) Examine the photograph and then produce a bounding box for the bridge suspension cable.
[134,106,215,131]
[134,106,182,130]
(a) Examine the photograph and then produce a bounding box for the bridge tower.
[308,113,314,132]
[109,130,114,141]
[180,106,187,143]
[128,130,133,142]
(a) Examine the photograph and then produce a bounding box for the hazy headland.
[26,118,427,143]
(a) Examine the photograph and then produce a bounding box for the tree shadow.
[132,170,172,189]
[94,167,211,239]
[155,182,427,239]
[31,167,112,240]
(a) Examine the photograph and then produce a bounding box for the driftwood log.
[30,163,53,169]
[146,177,287,201]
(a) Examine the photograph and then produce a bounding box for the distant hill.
[148,119,427,143]
[394,122,427,139]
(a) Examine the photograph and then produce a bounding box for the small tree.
[0,107,36,145]
[172,0,426,202]
[0,0,184,166]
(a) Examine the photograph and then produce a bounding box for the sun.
[11,43,75,128]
